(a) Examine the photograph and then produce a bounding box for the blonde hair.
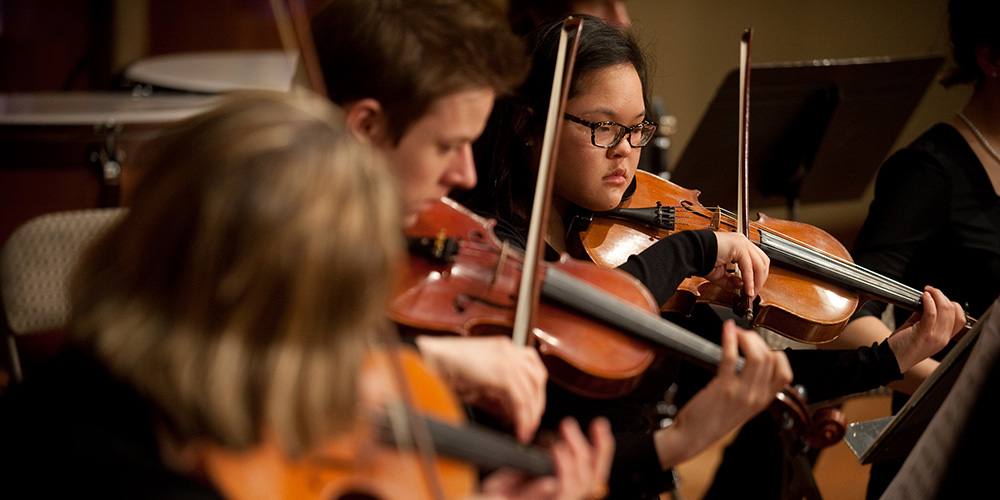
[69,90,403,456]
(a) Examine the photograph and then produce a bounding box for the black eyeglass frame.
[563,113,658,148]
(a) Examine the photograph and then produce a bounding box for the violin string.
[619,172,926,305]
[659,206,921,301]
[669,206,852,263]
[691,207,910,290]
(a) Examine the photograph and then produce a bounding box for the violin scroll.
[806,406,847,451]
[769,384,845,453]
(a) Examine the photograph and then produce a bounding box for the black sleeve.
[488,209,717,308]
[617,229,718,305]
[785,340,902,403]
[489,215,709,497]
[608,432,677,498]
[850,148,950,321]
[541,370,682,499]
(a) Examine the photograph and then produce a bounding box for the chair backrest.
[0,208,127,383]
[1,208,127,335]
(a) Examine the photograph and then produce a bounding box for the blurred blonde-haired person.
[0,90,612,500]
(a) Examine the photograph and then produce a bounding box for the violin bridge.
[710,208,722,231]
[491,242,510,287]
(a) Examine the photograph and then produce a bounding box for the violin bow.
[268,0,327,97]
[735,27,754,320]
[512,17,584,346]
[267,2,447,498]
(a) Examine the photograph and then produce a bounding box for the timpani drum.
[0,92,218,246]
[122,50,299,94]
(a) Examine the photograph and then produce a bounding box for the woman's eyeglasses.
[564,113,658,148]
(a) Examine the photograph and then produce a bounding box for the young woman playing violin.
[0,91,612,500]
[826,1,1000,497]
[456,16,966,499]
[457,16,791,498]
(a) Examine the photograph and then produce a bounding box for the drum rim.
[0,92,219,125]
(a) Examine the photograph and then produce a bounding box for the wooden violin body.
[203,345,559,500]
[202,346,479,500]
[392,197,659,399]
[574,170,859,344]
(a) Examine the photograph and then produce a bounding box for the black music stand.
[669,55,944,221]
[844,299,996,467]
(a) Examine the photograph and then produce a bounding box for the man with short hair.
[312,2,615,498]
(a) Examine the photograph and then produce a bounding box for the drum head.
[123,50,299,94]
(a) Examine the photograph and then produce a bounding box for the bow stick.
[735,27,754,320]
[512,17,584,347]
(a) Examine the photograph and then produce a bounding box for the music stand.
[669,55,945,220]
[844,299,996,465]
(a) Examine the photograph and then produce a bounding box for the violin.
[203,345,554,500]
[393,197,657,399]
[571,170,976,344]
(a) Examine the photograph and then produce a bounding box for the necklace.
[956,110,1000,165]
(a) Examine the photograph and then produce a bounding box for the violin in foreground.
[203,345,554,500]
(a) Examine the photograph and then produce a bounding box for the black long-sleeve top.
[848,123,1000,498]
[851,123,1000,331]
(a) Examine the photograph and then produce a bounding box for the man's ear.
[343,98,389,145]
